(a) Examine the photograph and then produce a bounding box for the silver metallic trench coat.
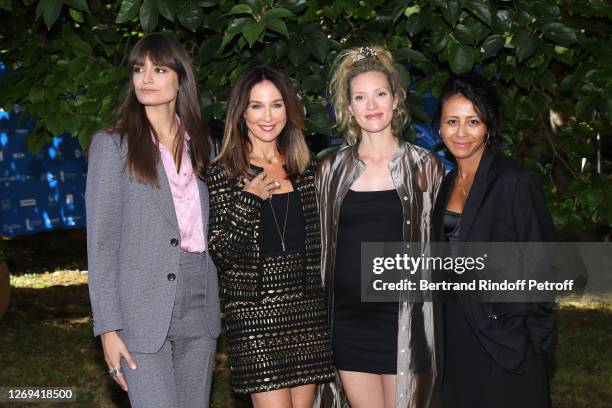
[314,141,444,408]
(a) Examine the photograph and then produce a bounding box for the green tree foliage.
[0,0,610,238]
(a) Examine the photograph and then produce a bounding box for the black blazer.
[432,150,557,374]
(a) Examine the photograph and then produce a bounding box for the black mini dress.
[333,189,403,374]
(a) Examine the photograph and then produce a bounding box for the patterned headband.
[352,46,378,63]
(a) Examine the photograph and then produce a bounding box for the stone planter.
[0,259,10,321]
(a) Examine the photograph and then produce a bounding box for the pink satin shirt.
[158,137,206,253]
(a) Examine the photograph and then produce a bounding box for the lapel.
[151,159,180,232]
[458,149,496,251]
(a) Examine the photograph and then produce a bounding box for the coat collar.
[434,149,496,245]
[458,149,496,245]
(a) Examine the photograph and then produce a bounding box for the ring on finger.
[274,180,281,189]
[108,368,122,377]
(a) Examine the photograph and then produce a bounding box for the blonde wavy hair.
[328,45,410,144]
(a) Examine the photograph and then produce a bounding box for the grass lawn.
[0,229,610,407]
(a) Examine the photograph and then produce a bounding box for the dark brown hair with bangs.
[216,65,310,179]
[112,33,210,185]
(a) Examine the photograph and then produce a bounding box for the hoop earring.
[485,132,492,148]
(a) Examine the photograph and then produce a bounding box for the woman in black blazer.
[431,74,556,407]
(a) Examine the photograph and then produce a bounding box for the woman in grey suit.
[86,33,221,408]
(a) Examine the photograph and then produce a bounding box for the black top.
[334,189,404,303]
[444,210,461,258]
[261,190,305,254]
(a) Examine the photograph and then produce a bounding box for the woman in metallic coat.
[316,46,444,408]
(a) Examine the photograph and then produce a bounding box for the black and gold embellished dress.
[205,159,335,394]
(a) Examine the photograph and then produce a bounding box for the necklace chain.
[269,193,290,252]
[457,170,473,197]
[250,151,276,165]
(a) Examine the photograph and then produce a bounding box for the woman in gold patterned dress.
[205,65,334,407]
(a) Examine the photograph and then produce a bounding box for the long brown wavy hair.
[112,33,210,185]
[216,65,310,179]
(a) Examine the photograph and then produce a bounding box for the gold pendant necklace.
[269,193,290,252]
[250,151,276,165]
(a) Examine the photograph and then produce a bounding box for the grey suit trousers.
[120,253,217,408]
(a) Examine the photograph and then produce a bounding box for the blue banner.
[0,106,86,237]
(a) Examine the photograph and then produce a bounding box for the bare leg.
[381,374,397,408]
[251,388,293,408]
[338,370,385,408]
[290,383,316,408]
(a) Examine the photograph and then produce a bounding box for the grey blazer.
[86,132,221,353]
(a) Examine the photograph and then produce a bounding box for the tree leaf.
[404,5,420,18]
[514,69,533,89]
[264,18,288,36]
[441,0,460,27]
[199,0,218,7]
[479,34,504,59]
[225,4,254,16]
[198,35,221,62]
[116,0,141,24]
[0,0,12,11]
[306,30,329,63]
[177,3,203,32]
[405,12,427,36]
[29,87,45,103]
[559,73,578,93]
[449,43,474,74]
[492,9,513,33]
[157,0,176,22]
[139,0,159,32]
[395,48,427,63]
[454,24,475,45]
[39,0,63,30]
[305,105,333,136]
[464,0,491,26]
[242,21,265,47]
[218,17,250,50]
[28,128,50,155]
[429,24,450,53]
[288,43,310,66]
[68,56,89,78]
[276,0,307,13]
[541,22,578,45]
[512,29,538,62]
[71,41,93,57]
[69,8,84,22]
[263,7,294,21]
[64,0,89,13]
[302,74,324,92]
[272,40,289,59]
